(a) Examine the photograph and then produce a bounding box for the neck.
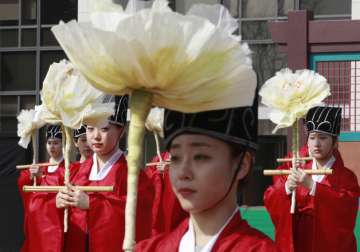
[50,156,63,163]
[96,147,119,171]
[316,154,333,168]
[80,155,87,163]
[190,192,237,247]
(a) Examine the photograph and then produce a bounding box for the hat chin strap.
[202,152,245,212]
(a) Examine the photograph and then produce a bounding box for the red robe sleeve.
[20,162,65,252]
[144,152,188,236]
[64,160,91,252]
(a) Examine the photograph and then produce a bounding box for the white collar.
[179,207,239,252]
[312,155,336,182]
[47,157,64,173]
[89,149,123,181]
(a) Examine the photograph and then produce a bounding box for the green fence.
[240,206,360,251]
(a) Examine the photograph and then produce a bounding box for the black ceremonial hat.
[305,106,342,136]
[103,95,129,126]
[164,100,258,150]
[73,125,86,139]
[46,125,62,139]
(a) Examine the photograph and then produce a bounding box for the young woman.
[137,105,277,252]
[56,96,154,252]
[73,125,93,163]
[264,106,360,252]
[18,125,65,252]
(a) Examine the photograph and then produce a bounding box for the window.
[310,54,360,140]
[0,0,19,26]
[300,0,351,16]
[0,0,77,139]
[0,52,36,91]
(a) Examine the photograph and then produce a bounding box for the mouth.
[177,188,196,197]
[92,144,102,148]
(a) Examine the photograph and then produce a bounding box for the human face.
[307,132,335,162]
[46,138,63,160]
[169,134,243,214]
[75,134,93,159]
[86,123,124,160]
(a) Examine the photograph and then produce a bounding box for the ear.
[236,152,252,181]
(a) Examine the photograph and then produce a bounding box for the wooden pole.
[290,121,299,214]
[263,169,332,176]
[16,163,59,169]
[23,185,114,192]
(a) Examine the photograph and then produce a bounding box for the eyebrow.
[170,142,212,150]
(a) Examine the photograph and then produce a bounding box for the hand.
[56,184,89,210]
[296,168,314,191]
[67,184,89,210]
[285,168,298,193]
[56,189,71,209]
[295,159,305,169]
[29,165,42,179]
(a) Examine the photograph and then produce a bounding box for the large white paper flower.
[40,59,114,129]
[259,68,331,133]
[17,106,46,148]
[52,0,256,112]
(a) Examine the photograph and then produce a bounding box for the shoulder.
[136,218,188,252]
[216,218,277,251]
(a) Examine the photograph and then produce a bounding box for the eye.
[194,154,210,161]
[87,126,94,132]
[170,154,180,163]
[101,127,109,132]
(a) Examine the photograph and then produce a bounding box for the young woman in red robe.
[264,106,360,252]
[56,96,154,252]
[73,125,93,164]
[18,125,66,252]
[137,102,277,252]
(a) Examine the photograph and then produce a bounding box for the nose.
[176,158,193,181]
[93,128,101,140]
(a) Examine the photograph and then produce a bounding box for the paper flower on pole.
[52,0,257,250]
[259,68,331,133]
[39,59,114,129]
[17,106,46,149]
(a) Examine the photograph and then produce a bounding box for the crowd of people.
[17,95,359,252]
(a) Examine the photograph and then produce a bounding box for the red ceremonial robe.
[136,211,278,252]
[18,161,66,252]
[144,152,188,236]
[64,153,154,252]
[264,146,360,252]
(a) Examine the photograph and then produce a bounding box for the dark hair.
[227,142,253,192]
